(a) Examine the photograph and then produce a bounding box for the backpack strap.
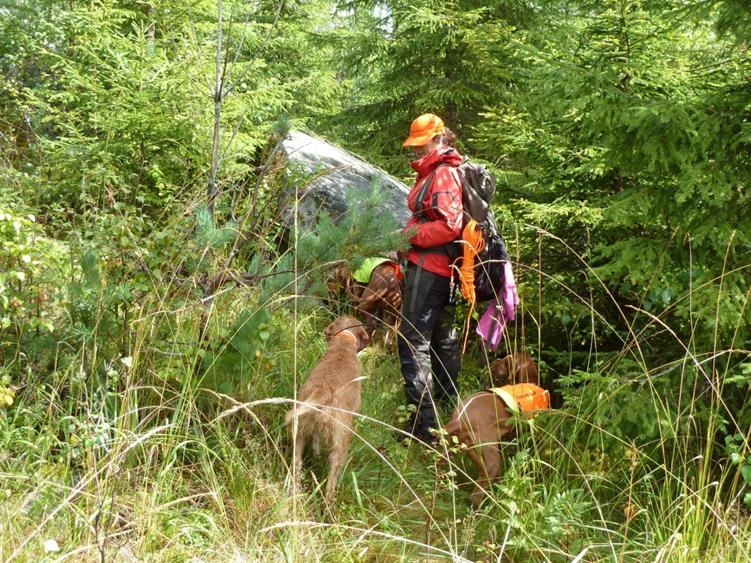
[411,163,462,261]
[409,254,427,313]
[412,164,448,221]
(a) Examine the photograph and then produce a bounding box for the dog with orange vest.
[442,352,549,507]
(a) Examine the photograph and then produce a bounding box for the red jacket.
[405,147,464,277]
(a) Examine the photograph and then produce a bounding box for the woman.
[398,113,463,444]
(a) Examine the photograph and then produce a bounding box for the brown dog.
[330,260,402,346]
[354,261,402,346]
[285,315,370,502]
[490,351,538,386]
[444,354,546,507]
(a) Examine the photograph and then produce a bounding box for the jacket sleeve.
[410,167,463,248]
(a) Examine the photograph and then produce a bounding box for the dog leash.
[331,323,370,337]
[334,330,359,345]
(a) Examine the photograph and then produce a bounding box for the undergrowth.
[1,207,749,561]
[1,164,750,562]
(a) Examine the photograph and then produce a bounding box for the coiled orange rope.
[456,219,485,352]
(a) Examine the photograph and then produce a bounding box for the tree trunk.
[145,3,155,55]
[208,0,223,221]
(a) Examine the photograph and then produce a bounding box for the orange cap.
[402,113,445,147]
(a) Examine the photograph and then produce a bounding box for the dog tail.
[284,403,320,425]
[284,402,315,427]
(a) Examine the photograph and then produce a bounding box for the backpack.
[414,161,510,302]
[455,161,510,302]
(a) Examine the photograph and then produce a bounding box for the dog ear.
[517,356,539,385]
[323,320,339,339]
[355,325,370,351]
[490,356,512,385]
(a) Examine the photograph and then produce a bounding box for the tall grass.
[1,213,749,561]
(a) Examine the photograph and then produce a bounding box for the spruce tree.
[322,0,536,171]
[473,0,751,356]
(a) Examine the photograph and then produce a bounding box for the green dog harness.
[352,257,395,284]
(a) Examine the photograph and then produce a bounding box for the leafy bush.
[0,206,69,367]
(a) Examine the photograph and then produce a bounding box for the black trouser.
[397,262,461,437]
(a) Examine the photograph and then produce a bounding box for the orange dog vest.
[491,384,550,414]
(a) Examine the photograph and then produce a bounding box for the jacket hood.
[411,146,463,178]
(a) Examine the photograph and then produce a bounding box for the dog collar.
[335,330,358,346]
